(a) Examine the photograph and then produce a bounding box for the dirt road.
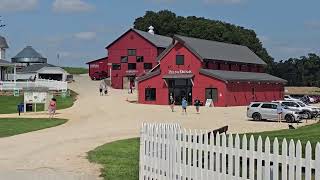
[0,75,307,179]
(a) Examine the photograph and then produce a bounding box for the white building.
[11,64,70,82]
[0,35,14,81]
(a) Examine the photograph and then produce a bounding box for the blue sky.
[0,0,319,67]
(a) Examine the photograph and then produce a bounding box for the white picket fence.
[139,123,320,180]
[0,79,68,91]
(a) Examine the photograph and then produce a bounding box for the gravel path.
[0,75,314,179]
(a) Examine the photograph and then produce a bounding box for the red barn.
[86,57,109,80]
[137,35,287,107]
[106,28,172,89]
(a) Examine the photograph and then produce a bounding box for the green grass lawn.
[63,67,88,74]
[88,138,140,180]
[88,123,320,180]
[0,118,67,138]
[0,91,77,114]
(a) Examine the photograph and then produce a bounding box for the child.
[277,103,283,123]
[48,98,57,119]
[169,96,175,112]
[194,98,201,114]
[181,97,188,115]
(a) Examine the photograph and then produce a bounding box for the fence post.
[264,137,271,180]
[305,141,312,180]
[139,123,145,180]
[257,136,263,180]
[221,133,227,180]
[204,130,209,180]
[227,133,233,180]
[242,134,248,179]
[315,143,320,180]
[281,138,288,180]
[273,138,279,180]
[234,134,240,179]
[249,136,255,180]
[296,140,302,180]
[288,140,295,180]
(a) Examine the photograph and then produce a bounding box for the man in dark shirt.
[194,98,201,114]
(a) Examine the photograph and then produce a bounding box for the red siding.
[107,30,159,89]
[138,42,228,106]
[137,42,284,107]
[226,82,284,106]
[87,57,109,78]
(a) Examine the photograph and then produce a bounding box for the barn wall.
[107,30,159,89]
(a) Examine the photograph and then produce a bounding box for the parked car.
[310,95,320,103]
[284,95,300,101]
[91,71,108,80]
[247,102,302,123]
[272,100,318,119]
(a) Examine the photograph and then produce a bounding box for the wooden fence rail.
[139,123,320,180]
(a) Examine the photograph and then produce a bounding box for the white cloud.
[73,31,96,40]
[204,0,245,4]
[52,0,94,13]
[0,0,38,12]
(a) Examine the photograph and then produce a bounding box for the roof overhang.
[86,56,108,64]
[162,73,194,79]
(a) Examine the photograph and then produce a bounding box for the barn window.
[112,64,121,70]
[144,63,152,69]
[176,55,184,65]
[128,49,136,56]
[121,56,128,63]
[136,56,144,62]
[145,88,156,101]
[128,63,136,70]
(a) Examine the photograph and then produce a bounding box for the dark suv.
[91,71,108,80]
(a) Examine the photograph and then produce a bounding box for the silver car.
[247,102,302,122]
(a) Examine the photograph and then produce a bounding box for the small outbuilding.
[15,64,70,81]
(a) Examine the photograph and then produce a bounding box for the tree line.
[134,10,319,87]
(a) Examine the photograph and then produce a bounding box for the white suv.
[273,100,318,119]
[247,102,301,123]
[284,95,300,101]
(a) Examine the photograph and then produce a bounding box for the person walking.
[277,103,283,123]
[181,97,188,115]
[48,98,57,119]
[169,95,175,112]
[194,98,201,114]
[99,81,104,96]
[104,84,108,95]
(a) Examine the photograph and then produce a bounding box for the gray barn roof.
[136,69,161,82]
[0,36,9,48]
[106,29,172,49]
[200,69,287,83]
[12,46,47,63]
[132,29,172,48]
[18,64,56,73]
[174,35,267,65]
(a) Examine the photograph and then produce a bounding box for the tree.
[272,54,320,86]
[134,10,274,66]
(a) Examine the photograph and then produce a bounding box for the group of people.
[99,80,108,96]
[169,96,201,114]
